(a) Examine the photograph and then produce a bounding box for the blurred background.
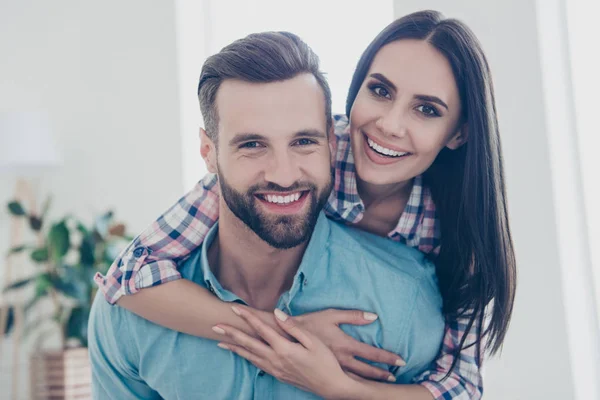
[1,0,598,399]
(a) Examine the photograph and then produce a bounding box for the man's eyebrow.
[292,129,327,139]
[229,133,267,147]
[370,73,449,111]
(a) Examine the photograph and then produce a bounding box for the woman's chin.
[355,161,410,187]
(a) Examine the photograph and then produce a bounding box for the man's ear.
[446,124,468,150]
[200,128,218,173]
[328,123,336,161]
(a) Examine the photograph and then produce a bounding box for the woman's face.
[350,39,465,186]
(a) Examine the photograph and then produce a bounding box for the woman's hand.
[214,306,355,399]
[293,309,405,380]
[213,307,403,399]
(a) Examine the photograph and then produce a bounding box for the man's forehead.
[216,74,327,139]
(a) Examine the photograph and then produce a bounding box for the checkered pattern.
[94,115,482,399]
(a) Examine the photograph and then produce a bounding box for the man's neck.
[207,202,308,311]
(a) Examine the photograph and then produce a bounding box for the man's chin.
[252,214,315,249]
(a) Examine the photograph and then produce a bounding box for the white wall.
[392,1,595,399]
[2,1,596,399]
[0,0,183,398]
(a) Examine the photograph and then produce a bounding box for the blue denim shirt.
[89,213,444,399]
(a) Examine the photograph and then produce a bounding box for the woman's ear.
[446,125,468,150]
[200,128,218,173]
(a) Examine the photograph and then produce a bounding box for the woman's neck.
[357,177,413,210]
[354,177,414,237]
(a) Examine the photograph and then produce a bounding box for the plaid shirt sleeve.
[415,316,484,399]
[93,173,220,304]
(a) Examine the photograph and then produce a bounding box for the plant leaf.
[48,221,70,261]
[3,277,34,292]
[35,274,52,297]
[2,306,14,336]
[8,245,30,254]
[7,201,26,216]
[31,247,49,262]
[29,215,43,231]
[66,307,89,347]
[79,235,95,266]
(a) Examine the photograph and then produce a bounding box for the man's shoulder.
[326,219,433,273]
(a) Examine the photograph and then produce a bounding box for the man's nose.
[263,151,303,188]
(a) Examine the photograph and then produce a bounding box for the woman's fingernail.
[395,359,406,367]
[363,312,378,321]
[212,326,226,335]
[274,308,288,321]
[231,306,242,316]
[217,343,230,350]
[387,375,396,382]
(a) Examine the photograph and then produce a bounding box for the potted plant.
[2,199,131,400]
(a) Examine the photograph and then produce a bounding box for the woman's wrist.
[324,375,365,400]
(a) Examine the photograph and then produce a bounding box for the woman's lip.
[362,133,411,165]
[362,132,411,154]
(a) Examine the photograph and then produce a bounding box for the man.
[89,31,444,399]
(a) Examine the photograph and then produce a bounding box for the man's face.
[202,74,333,249]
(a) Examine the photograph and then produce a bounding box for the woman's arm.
[94,174,221,304]
[117,279,281,341]
[341,379,433,400]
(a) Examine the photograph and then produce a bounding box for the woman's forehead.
[368,39,459,102]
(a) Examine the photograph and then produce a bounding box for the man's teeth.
[367,138,409,157]
[264,192,302,204]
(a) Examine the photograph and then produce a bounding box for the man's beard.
[218,172,332,249]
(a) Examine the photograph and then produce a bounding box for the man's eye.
[240,142,263,149]
[294,138,317,146]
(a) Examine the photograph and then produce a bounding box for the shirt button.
[258,370,265,377]
[133,247,145,258]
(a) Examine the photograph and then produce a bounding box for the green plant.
[3,198,131,348]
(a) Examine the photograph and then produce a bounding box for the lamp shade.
[0,111,62,175]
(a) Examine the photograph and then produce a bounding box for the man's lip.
[253,190,309,196]
[254,191,311,214]
[362,131,412,154]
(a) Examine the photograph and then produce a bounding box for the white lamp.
[0,111,62,175]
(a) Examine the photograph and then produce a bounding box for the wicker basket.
[30,348,91,400]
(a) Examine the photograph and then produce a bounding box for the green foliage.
[8,201,26,216]
[3,200,130,349]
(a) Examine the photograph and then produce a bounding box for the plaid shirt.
[94,115,483,399]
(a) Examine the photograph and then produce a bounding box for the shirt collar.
[200,222,244,303]
[200,212,331,304]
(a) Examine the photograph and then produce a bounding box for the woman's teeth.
[264,192,302,204]
[367,138,409,157]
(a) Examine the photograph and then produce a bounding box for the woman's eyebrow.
[369,73,397,92]
[415,94,449,110]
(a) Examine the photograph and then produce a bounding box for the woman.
[95,10,515,399]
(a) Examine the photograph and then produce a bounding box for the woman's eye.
[370,84,391,99]
[416,104,440,117]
